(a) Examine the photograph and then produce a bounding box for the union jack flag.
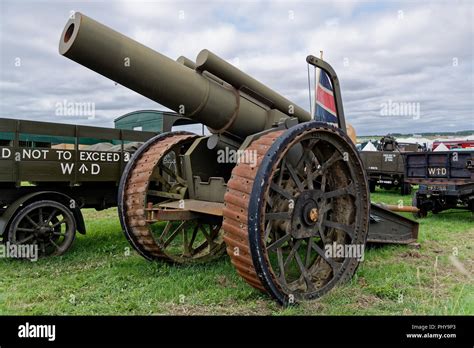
[314,69,338,123]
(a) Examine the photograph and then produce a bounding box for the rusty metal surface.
[405,178,472,185]
[122,134,196,258]
[223,131,284,293]
[374,203,420,213]
[146,208,200,222]
[159,199,224,216]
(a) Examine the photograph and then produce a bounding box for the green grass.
[0,189,472,315]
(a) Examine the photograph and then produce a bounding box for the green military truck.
[359,135,420,195]
[0,117,159,257]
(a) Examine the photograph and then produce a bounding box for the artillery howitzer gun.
[59,13,418,304]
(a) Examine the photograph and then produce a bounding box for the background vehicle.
[359,135,420,195]
[405,150,474,217]
[0,118,157,257]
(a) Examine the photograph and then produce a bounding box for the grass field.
[0,189,472,315]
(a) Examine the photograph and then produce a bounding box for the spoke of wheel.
[51,219,65,229]
[16,227,35,233]
[209,225,220,239]
[294,251,316,292]
[319,202,333,216]
[276,247,288,284]
[314,152,342,177]
[320,172,327,192]
[158,221,174,242]
[46,209,58,224]
[309,239,341,272]
[163,221,185,247]
[286,162,304,192]
[277,158,286,186]
[267,233,291,252]
[159,162,187,186]
[266,192,274,209]
[49,238,61,250]
[322,220,354,239]
[263,221,273,242]
[38,208,43,224]
[295,148,311,169]
[283,239,302,270]
[304,157,314,190]
[303,138,320,151]
[199,225,214,248]
[26,215,39,228]
[270,182,293,201]
[52,232,67,237]
[182,227,189,255]
[304,239,313,268]
[323,183,355,200]
[187,224,199,254]
[265,212,291,221]
[16,234,35,244]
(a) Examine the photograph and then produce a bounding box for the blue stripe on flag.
[315,104,338,123]
[319,70,332,91]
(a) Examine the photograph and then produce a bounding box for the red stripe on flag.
[316,86,336,114]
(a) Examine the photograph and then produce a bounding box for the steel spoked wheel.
[119,132,226,263]
[8,200,76,257]
[224,122,370,305]
[149,218,225,263]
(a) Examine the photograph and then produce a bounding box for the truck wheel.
[7,200,76,257]
[401,182,412,195]
[369,180,376,193]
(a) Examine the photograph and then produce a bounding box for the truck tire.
[7,200,76,257]
[369,180,376,193]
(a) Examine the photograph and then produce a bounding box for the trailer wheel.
[369,180,376,193]
[7,200,76,257]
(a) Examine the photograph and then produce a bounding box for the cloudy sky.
[0,0,472,135]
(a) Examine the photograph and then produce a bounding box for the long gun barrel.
[59,12,311,138]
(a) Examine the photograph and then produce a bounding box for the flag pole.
[314,50,323,120]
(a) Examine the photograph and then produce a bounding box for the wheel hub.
[308,207,319,223]
[37,225,53,236]
[291,190,324,239]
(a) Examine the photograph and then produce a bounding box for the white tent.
[362,141,377,151]
[433,143,449,151]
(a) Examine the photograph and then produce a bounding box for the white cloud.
[0,0,472,135]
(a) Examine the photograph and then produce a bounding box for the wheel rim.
[9,202,75,257]
[120,133,226,263]
[224,123,370,304]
